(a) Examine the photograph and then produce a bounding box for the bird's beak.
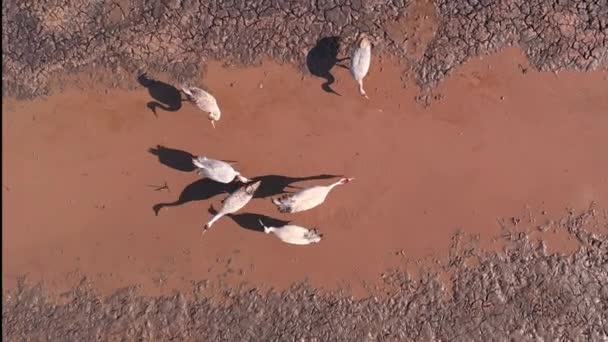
[211,120,216,129]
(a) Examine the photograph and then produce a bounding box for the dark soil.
[418,0,608,90]
[4,210,607,340]
[2,0,607,99]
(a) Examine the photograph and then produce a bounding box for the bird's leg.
[335,56,350,69]
[335,63,350,70]
[358,80,369,100]
[210,120,216,129]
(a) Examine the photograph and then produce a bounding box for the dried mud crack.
[418,0,608,90]
[3,210,608,340]
[3,0,608,340]
[2,0,607,99]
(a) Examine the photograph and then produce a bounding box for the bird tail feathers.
[357,80,366,97]
[271,196,292,213]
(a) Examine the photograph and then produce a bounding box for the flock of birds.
[174,34,371,246]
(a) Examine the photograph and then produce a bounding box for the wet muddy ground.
[3,0,608,340]
[3,210,607,340]
[4,50,607,296]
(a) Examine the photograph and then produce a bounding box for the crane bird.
[259,220,322,245]
[271,177,354,213]
[180,85,221,128]
[203,180,261,233]
[350,34,372,99]
[192,156,249,183]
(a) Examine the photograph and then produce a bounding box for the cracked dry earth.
[3,210,608,340]
[2,0,607,98]
[3,0,608,341]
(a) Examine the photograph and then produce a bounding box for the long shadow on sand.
[137,73,184,117]
[306,36,350,96]
[249,174,340,199]
[152,173,341,215]
[150,145,340,215]
[149,145,239,173]
[152,178,236,215]
[207,206,291,233]
[149,145,196,172]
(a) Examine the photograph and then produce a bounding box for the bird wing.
[193,157,235,182]
[222,187,253,213]
[280,186,328,212]
[276,225,313,245]
[290,186,328,203]
[350,47,371,80]
[201,158,231,173]
[190,88,218,108]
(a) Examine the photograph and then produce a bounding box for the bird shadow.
[208,206,290,233]
[152,173,341,215]
[148,145,239,173]
[306,36,350,96]
[153,178,237,215]
[249,174,341,199]
[148,145,195,172]
[148,145,341,215]
[137,73,184,117]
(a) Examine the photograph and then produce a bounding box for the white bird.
[259,220,322,245]
[271,177,354,213]
[203,180,262,232]
[192,156,249,183]
[350,34,372,99]
[180,85,221,128]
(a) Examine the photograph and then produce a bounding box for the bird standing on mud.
[271,177,354,213]
[203,180,262,233]
[350,34,372,99]
[192,156,249,184]
[180,85,221,128]
[259,220,323,245]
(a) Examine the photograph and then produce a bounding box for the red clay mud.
[3,48,608,298]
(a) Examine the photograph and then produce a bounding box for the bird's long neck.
[259,220,273,234]
[206,212,225,228]
[180,86,193,97]
[328,181,343,190]
[236,173,249,183]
